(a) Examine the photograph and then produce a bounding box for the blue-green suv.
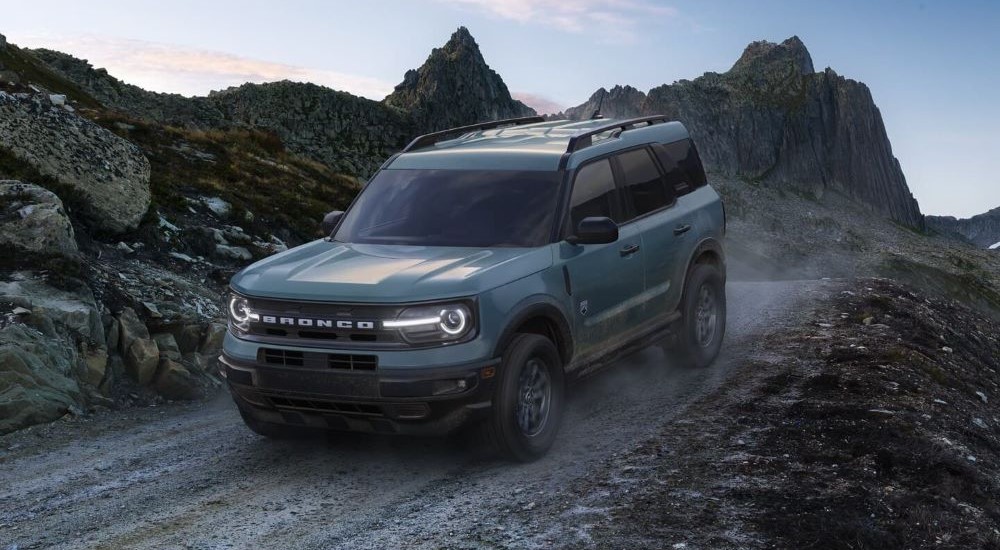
[222,115,726,460]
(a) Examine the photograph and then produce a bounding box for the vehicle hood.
[230,240,554,303]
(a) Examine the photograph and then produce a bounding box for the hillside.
[927,206,1000,249]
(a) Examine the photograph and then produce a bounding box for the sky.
[3,0,998,218]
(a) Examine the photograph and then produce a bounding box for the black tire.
[237,405,316,439]
[672,263,726,368]
[482,333,565,462]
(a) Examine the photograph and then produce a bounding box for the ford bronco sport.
[222,115,727,461]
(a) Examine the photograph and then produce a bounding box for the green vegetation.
[93,112,361,241]
[0,46,101,109]
[880,256,1000,321]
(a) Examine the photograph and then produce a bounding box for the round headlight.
[229,296,251,323]
[439,307,468,335]
[228,295,256,332]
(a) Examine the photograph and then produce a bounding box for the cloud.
[438,0,677,42]
[13,34,394,100]
[512,92,567,115]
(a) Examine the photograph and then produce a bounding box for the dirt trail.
[0,280,834,549]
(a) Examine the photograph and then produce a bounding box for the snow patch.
[989,241,1000,250]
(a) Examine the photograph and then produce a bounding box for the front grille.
[242,298,405,347]
[259,348,377,371]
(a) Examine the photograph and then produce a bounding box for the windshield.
[334,169,562,247]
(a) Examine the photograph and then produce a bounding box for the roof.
[386,118,690,172]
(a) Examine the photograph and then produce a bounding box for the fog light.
[431,378,470,396]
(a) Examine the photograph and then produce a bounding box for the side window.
[657,139,707,197]
[569,159,618,228]
[617,148,674,218]
[652,144,690,196]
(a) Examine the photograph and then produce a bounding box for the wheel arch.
[679,237,726,297]
[492,298,574,368]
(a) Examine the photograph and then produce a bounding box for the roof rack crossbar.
[564,116,672,155]
[401,115,546,153]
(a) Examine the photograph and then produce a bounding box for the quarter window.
[617,148,673,218]
[569,159,618,228]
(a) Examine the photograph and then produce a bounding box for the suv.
[222,115,726,461]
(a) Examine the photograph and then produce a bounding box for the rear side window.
[654,139,707,196]
[569,159,619,227]
[616,148,674,218]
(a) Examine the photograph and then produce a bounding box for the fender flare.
[491,295,574,366]
[678,237,726,297]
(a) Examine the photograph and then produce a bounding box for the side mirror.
[321,210,344,235]
[567,216,618,245]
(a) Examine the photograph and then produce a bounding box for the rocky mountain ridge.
[927,206,1000,249]
[563,37,924,229]
[30,27,534,178]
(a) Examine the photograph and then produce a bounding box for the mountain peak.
[731,36,814,75]
[384,27,534,133]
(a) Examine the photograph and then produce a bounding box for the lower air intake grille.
[261,348,304,367]
[328,354,378,371]
[259,348,377,371]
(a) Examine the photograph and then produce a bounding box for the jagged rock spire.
[384,27,535,133]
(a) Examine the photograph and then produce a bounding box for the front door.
[559,158,645,369]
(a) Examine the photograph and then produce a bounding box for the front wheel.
[481,333,565,461]
[672,263,726,368]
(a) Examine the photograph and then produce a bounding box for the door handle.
[619,243,640,257]
[673,224,692,236]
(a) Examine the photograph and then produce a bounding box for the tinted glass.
[652,144,690,196]
[657,139,707,195]
[334,169,561,247]
[618,148,673,217]
[569,159,618,228]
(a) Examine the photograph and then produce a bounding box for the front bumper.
[220,343,500,436]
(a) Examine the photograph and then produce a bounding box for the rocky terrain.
[928,206,1000,249]
[563,37,924,229]
[0,24,998,549]
[556,278,1000,549]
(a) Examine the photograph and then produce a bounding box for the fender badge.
[579,300,589,316]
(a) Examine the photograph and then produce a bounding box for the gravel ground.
[0,280,832,549]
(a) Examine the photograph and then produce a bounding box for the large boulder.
[154,358,200,400]
[0,181,77,255]
[0,274,103,343]
[124,338,158,385]
[116,307,149,356]
[0,91,151,233]
[0,323,82,434]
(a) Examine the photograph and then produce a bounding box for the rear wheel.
[670,263,726,368]
[482,333,565,461]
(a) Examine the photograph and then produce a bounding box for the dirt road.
[0,280,832,549]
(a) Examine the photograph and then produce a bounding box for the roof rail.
[564,115,672,155]
[401,115,546,153]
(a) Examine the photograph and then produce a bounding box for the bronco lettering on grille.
[259,315,376,329]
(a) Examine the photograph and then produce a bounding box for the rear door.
[613,146,686,320]
[559,158,645,363]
